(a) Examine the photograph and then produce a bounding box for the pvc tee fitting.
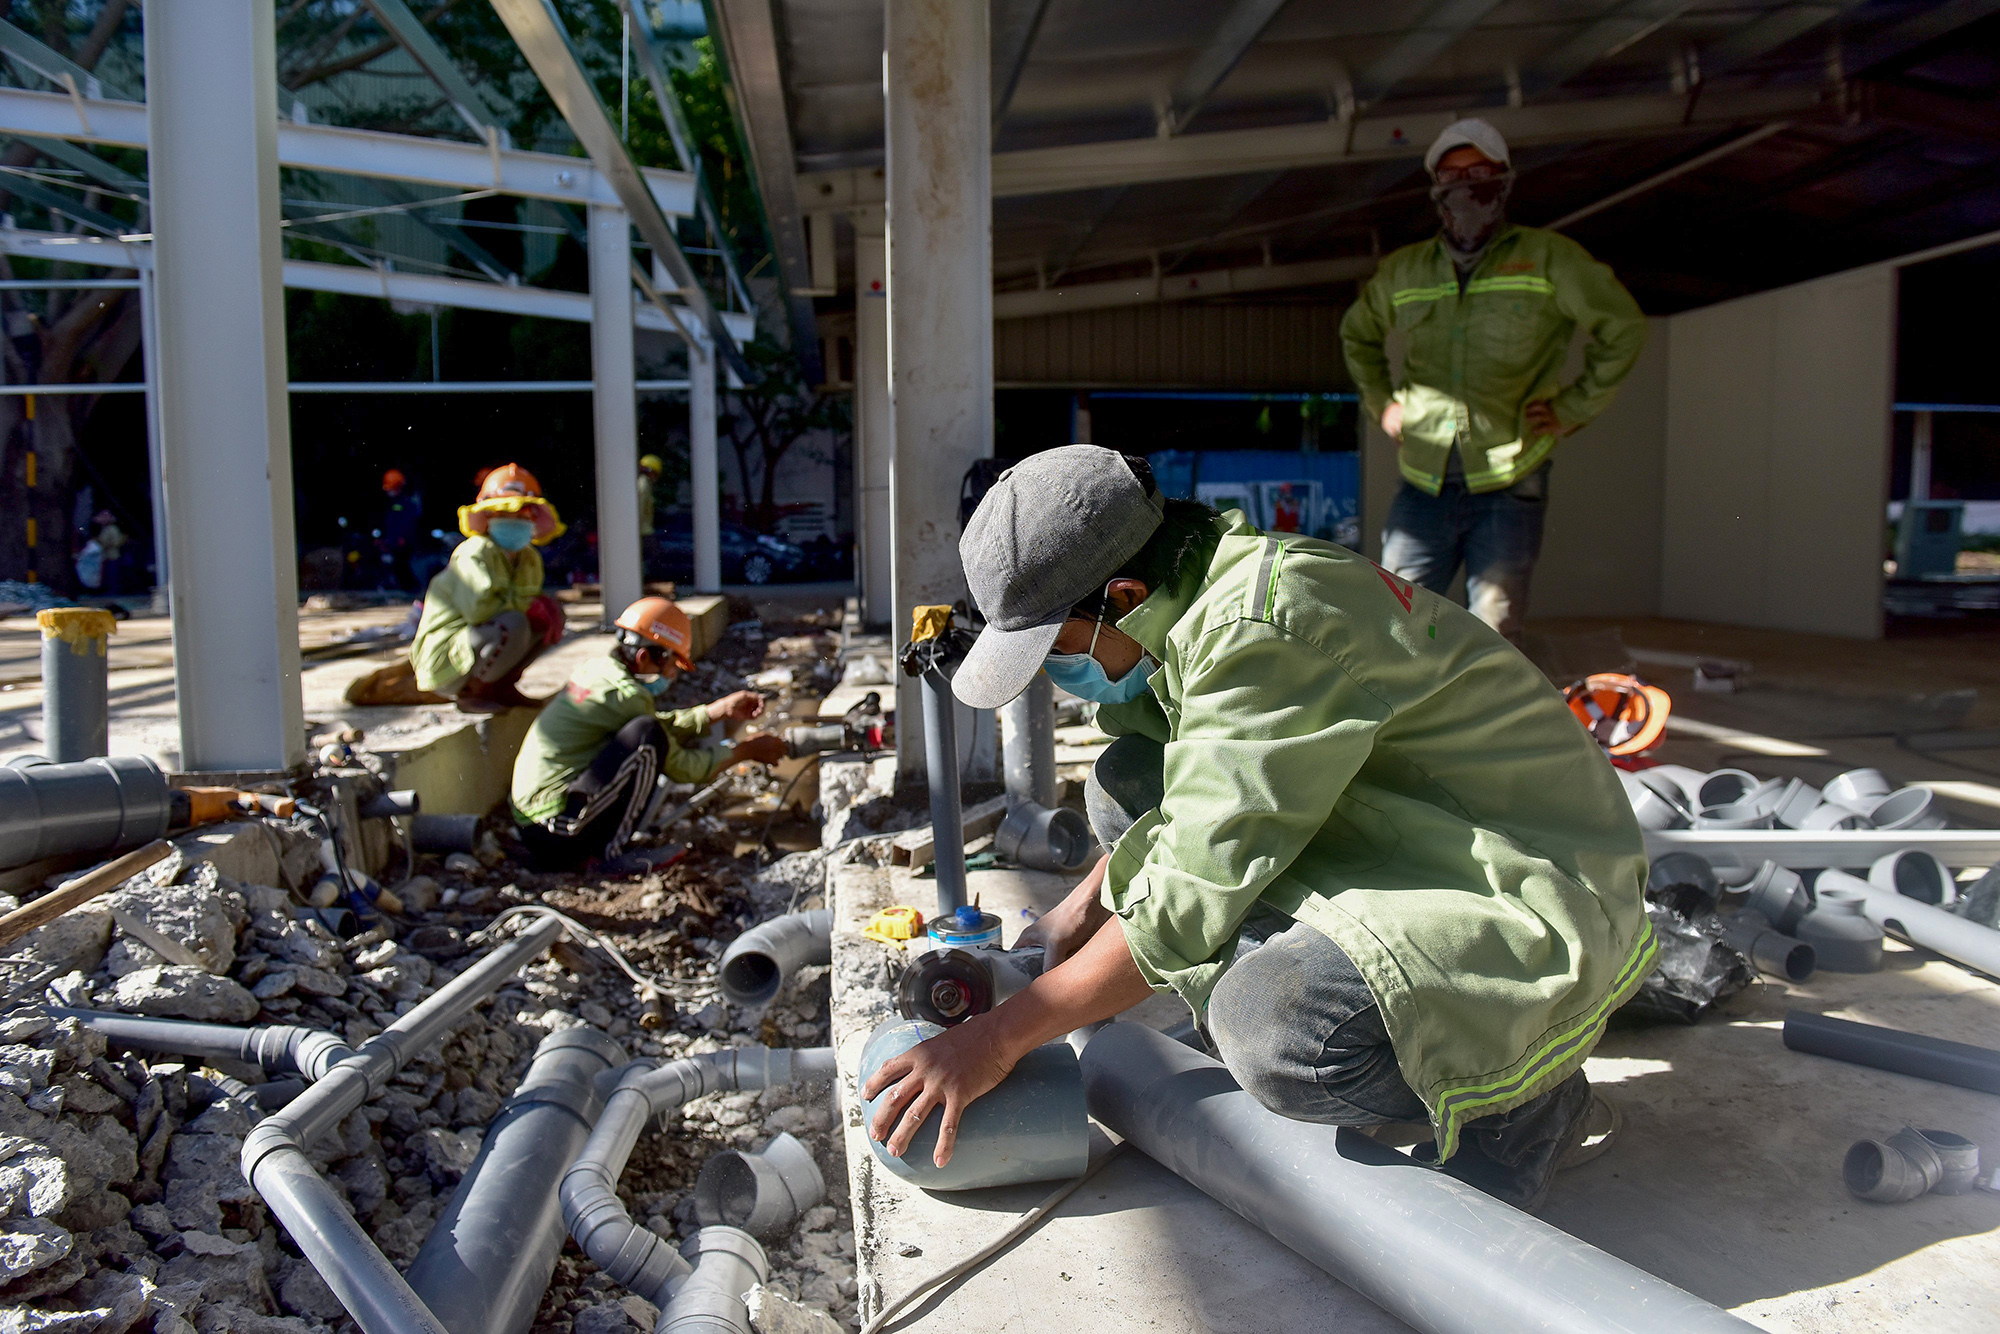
[694,1132,826,1237]
[1846,1126,1981,1202]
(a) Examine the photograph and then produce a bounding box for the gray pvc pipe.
[716,909,834,1007]
[1816,869,2000,978]
[694,1132,825,1236]
[994,800,1094,873]
[1080,1022,1757,1334]
[0,753,172,869]
[1001,671,1058,811]
[1718,916,1815,982]
[40,614,110,763]
[1782,1011,2000,1095]
[561,1046,835,1311]
[407,1026,629,1334]
[241,915,564,1334]
[1641,828,2000,871]
[920,665,967,917]
[656,1227,770,1334]
[48,1008,354,1080]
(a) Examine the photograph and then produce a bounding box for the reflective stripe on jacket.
[410,535,544,692]
[1340,225,1646,494]
[1094,511,1651,1159]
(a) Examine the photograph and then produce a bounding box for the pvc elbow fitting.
[694,1132,826,1236]
[716,910,835,1007]
[1846,1126,1982,1202]
[1794,888,1885,973]
[1719,914,1815,982]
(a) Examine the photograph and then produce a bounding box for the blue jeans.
[1379,468,1550,643]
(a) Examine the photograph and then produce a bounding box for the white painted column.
[886,0,993,781]
[851,207,892,625]
[146,4,304,773]
[689,333,721,593]
[590,204,642,622]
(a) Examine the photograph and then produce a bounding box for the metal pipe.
[241,916,563,1334]
[1782,1011,2000,1095]
[38,608,113,763]
[1080,1022,1758,1334]
[920,666,967,917]
[48,1008,354,1079]
[656,1227,769,1334]
[1816,869,2000,978]
[407,1026,629,1334]
[0,753,173,869]
[561,1046,834,1310]
[1642,828,2000,871]
[715,909,834,1008]
[1001,672,1057,810]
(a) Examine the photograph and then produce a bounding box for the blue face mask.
[641,674,674,697]
[1042,590,1155,704]
[487,517,535,552]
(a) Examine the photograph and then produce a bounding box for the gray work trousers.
[436,610,534,696]
[1086,733,1589,1205]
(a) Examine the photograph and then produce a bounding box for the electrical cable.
[859,1143,1130,1334]
[482,903,717,1001]
[758,753,820,870]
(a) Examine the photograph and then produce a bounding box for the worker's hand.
[1380,402,1404,440]
[1015,855,1112,969]
[729,732,788,766]
[708,690,767,723]
[1523,399,1570,439]
[863,1013,1019,1167]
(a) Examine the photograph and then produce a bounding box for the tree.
[721,338,847,531]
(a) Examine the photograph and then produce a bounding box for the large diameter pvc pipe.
[49,1008,353,1079]
[0,753,172,869]
[38,608,113,763]
[1782,1011,2000,1095]
[1815,869,2000,978]
[656,1226,769,1333]
[919,666,967,917]
[1000,671,1057,810]
[716,909,834,1007]
[1643,828,2000,871]
[406,1026,629,1334]
[1080,1023,1757,1334]
[241,916,563,1334]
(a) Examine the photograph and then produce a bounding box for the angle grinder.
[895,944,1045,1027]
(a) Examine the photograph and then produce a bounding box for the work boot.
[1419,1070,1594,1212]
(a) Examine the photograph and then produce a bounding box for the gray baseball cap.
[953,445,1165,709]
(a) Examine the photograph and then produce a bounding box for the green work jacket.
[637,472,656,537]
[1095,512,1651,1159]
[1340,225,1646,495]
[510,655,717,824]
[410,536,544,692]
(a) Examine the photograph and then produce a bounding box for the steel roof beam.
[995,252,1377,320]
[488,0,745,379]
[1160,0,1291,136]
[361,0,513,146]
[0,86,696,216]
[707,0,822,378]
[1353,0,1509,107]
[1845,0,2000,74]
[802,83,1828,203]
[992,0,1053,129]
[1520,0,1693,98]
[1698,0,1874,81]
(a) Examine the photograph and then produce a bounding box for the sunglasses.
[1433,161,1509,185]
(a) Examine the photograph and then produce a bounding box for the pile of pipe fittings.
[1619,765,1949,835]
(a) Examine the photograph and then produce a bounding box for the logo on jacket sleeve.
[1372,563,1415,613]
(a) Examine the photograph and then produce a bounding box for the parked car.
[651,514,811,584]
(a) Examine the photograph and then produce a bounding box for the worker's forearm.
[978,915,1153,1063]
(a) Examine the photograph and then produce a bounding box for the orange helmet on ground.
[1564,673,1671,757]
[459,461,565,545]
[614,596,694,671]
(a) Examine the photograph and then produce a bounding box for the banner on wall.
[1147,450,1361,549]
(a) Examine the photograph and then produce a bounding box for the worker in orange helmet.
[377,468,425,591]
[410,463,567,712]
[510,596,787,872]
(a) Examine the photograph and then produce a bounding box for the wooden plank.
[891,795,1010,870]
[0,841,174,949]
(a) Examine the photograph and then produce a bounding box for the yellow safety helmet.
[639,454,664,476]
[458,461,565,545]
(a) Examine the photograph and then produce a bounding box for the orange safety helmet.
[382,468,406,493]
[1564,673,1671,757]
[614,596,694,672]
[458,461,565,545]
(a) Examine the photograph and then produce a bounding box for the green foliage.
[723,335,849,527]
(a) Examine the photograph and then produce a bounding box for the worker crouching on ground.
[863,446,1653,1210]
[410,463,567,712]
[1340,118,1645,642]
[509,596,787,875]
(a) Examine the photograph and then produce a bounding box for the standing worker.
[410,463,566,712]
[378,469,426,591]
[510,596,786,872]
[862,447,1650,1210]
[637,454,663,539]
[1340,118,1646,642]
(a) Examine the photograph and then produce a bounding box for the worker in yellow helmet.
[509,595,787,872]
[410,463,567,712]
[637,454,664,538]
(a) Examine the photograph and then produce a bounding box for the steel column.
[851,212,892,626]
[138,265,166,601]
[145,1,305,772]
[886,0,993,781]
[590,204,642,624]
[689,334,721,593]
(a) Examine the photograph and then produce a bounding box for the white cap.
[1424,118,1510,176]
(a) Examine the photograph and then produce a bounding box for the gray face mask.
[1431,175,1513,253]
